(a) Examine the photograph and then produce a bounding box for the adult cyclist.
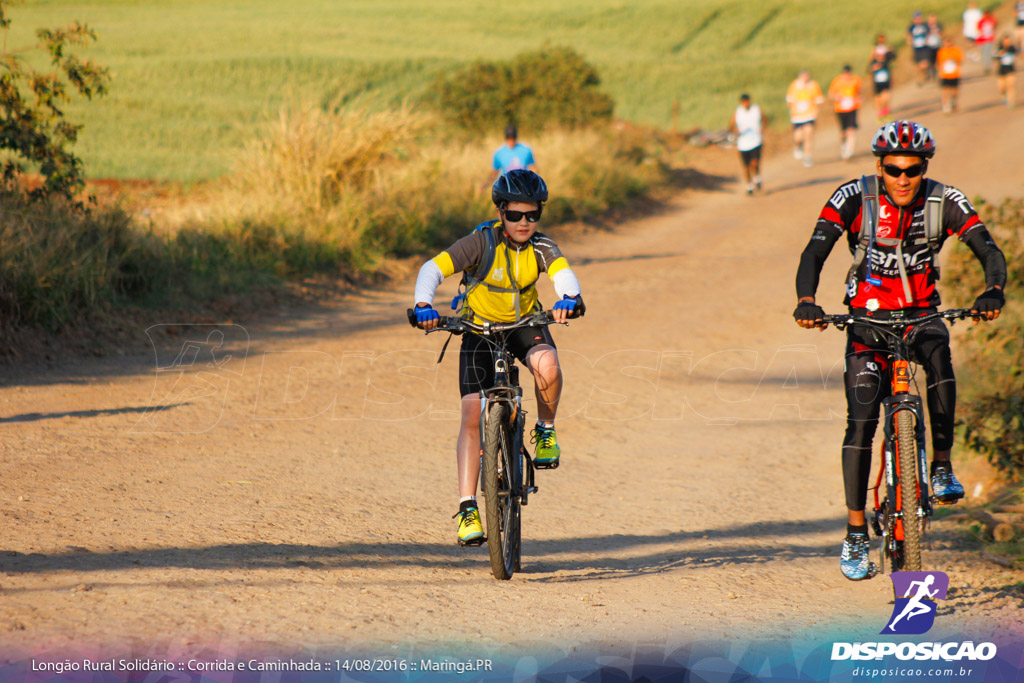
[793,121,1006,580]
[412,170,584,545]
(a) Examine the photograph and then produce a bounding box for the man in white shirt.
[729,93,767,195]
[963,1,982,61]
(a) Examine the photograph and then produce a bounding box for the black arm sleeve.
[964,227,1007,290]
[796,227,842,300]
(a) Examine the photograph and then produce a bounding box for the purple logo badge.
[881,571,949,635]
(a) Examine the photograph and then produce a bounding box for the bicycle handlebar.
[407,308,565,334]
[820,308,980,330]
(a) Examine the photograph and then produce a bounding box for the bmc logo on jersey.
[881,571,948,635]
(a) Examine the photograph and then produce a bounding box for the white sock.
[460,495,477,504]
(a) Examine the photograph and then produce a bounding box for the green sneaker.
[531,424,561,468]
[454,507,483,546]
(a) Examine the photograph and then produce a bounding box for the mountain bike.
[821,308,978,573]
[408,309,561,580]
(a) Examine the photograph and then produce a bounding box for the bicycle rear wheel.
[895,409,922,571]
[483,403,519,580]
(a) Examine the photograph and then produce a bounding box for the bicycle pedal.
[931,496,962,506]
[533,460,559,470]
[457,536,486,548]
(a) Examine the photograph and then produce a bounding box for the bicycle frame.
[477,346,536,507]
[408,309,560,512]
[822,308,975,573]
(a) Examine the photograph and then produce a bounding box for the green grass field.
[7,0,974,181]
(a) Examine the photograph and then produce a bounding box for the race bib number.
[874,68,890,83]
[1002,53,1015,66]
[942,59,957,75]
[795,100,810,113]
[840,96,855,110]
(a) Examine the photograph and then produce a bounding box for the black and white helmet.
[871,120,936,158]
[492,169,548,208]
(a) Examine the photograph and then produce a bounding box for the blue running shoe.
[840,533,874,581]
[931,465,965,504]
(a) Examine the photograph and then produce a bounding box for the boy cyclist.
[412,170,584,545]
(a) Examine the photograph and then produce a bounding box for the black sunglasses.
[503,208,542,223]
[881,162,927,178]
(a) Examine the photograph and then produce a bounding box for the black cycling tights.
[841,319,956,511]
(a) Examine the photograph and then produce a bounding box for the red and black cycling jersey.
[796,177,1006,310]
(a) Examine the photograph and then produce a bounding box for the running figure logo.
[881,571,949,635]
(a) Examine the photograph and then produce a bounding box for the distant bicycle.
[408,309,562,580]
[822,308,980,573]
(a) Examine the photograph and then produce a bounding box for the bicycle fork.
[872,361,932,573]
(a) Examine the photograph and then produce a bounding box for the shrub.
[433,46,613,135]
[945,198,1024,479]
[0,186,146,327]
[0,3,108,199]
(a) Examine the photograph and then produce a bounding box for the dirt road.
[1,64,1021,663]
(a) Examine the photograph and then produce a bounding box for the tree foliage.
[432,46,614,135]
[0,2,108,199]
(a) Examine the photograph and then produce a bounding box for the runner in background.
[963,1,983,62]
[491,125,536,180]
[828,66,862,161]
[925,14,945,81]
[937,36,964,113]
[869,34,897,121]
[977,10,998,74]
[1016,1,1024,52]
[907,12,931,86]
[786,70,824,167]
[729,93,766,195]
[996,34,1018,108]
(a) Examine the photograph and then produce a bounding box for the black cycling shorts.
[458,325,555,397]
[940,77,960,88]
[873,81,891,94]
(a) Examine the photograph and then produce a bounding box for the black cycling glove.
[793,301,825,323]
[972,288,1005,314]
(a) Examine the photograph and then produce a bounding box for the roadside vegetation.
[939,198,1024,568]
[0,13,669,331]
[5,0,976,181]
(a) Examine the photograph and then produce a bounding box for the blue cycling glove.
[553,295,576,314]
[554,294,585,319]
[415,305,439,324]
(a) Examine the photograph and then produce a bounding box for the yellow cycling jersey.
[431,221,570,323]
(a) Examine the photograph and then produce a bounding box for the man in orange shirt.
[786,70,825,167]
[936,36,964,113]
[829,65,863,161]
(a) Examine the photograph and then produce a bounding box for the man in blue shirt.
[492,125,536,179]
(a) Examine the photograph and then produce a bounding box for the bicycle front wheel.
[483,402,519,580]
[896,409,922,571]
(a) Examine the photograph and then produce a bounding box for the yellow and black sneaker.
[454,506,484,546]
[531,423,560,469]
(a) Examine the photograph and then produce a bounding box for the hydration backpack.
[846,174,945,302]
